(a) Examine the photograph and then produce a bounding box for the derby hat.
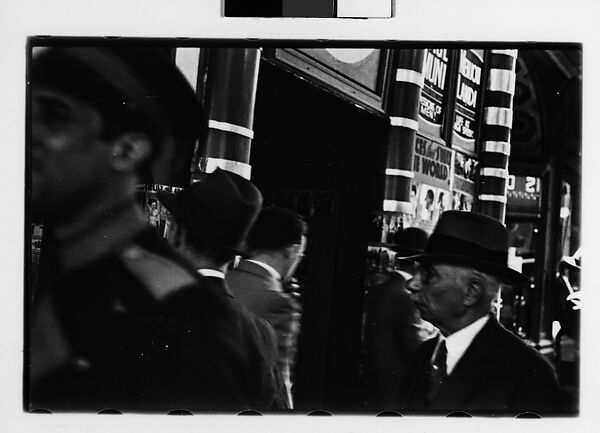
[394,227,429,257]
[158,169,263,254]
[406,210,528,286]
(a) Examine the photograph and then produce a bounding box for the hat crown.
[160,169,262,253]
[432,210,509,254]
[396,227,429,256]
[32,46,207,147]
[411,210,527,286]
[180,168,261,212]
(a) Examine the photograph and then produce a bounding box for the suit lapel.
[431,318,502,409]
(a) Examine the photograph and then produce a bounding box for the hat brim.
[394,248,426,258]
[156,190,246,256]
[404,253,529,287]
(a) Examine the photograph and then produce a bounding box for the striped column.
[383,49,426,213]
[476,49,518,223]
[198,48,261,180]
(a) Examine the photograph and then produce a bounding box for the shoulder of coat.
[118,243,199,301]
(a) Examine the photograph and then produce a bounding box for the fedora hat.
[31,45,207,177]
[406,210,528,286]
[394,227,429,257]
[157,169,262,254]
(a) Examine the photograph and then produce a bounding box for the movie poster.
[137,184,182,239]
[414,183,452,233]
[418,48,450,138]
[404,181,420,228]
[413,134,454,190]
[451,189,474,212]
[452,151,477,211]
[407,134,454,232]
[452,49,484,155]
[368,212,404,245]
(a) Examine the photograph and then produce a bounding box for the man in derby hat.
[226,206,308,409]
[401,210,563,415]
[28,46,275,412]
[362,227,438,410]
[158,169,289,409]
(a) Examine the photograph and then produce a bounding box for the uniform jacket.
[28,227,280,413]
[226,259,300,406]
[401,316,564,415]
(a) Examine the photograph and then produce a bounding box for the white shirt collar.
[246,259,282,281]
[196,268,225,279]
[393,270,413,281]
[444,315,489,374]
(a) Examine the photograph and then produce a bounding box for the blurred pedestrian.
[28,46,276,412]
[362,227,438,410]
[402,211,563,415]
[553,248,581,412]
[159,169,289,409]
[226,206,307,409]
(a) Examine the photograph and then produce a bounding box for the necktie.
[427,338,447,402]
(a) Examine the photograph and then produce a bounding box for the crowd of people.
[28,46,568,415]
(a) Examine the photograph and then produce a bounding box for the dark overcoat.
[28,229,280,413]
[226,259,300,407]
[401,317,564,416]
[362,272,437,409]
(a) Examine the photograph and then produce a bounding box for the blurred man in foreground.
[158,169,289,409]
[28,46,278,412]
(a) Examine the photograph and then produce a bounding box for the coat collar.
[236,259,279,281]
[245,259,281,281]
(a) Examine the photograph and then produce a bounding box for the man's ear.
[109,132,152,172]
[288,243,304,260]
[463,271,485,307]
[281,243,301,260]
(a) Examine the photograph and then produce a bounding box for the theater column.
[476,49,518,223]
[198,48,261,180]
[383,50,426,213]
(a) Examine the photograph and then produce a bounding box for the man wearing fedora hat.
[401,211,563,415]
[28,46,279,412]
[158,169,289,409]
[362,227,438,410]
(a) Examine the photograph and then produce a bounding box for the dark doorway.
[250,60,388,410]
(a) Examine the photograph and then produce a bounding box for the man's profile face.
[406,262,468,332]
[31,87,112,218]
[284,234,307,280]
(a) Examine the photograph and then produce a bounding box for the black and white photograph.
[1,1,597,432]
[23,38,582,416]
